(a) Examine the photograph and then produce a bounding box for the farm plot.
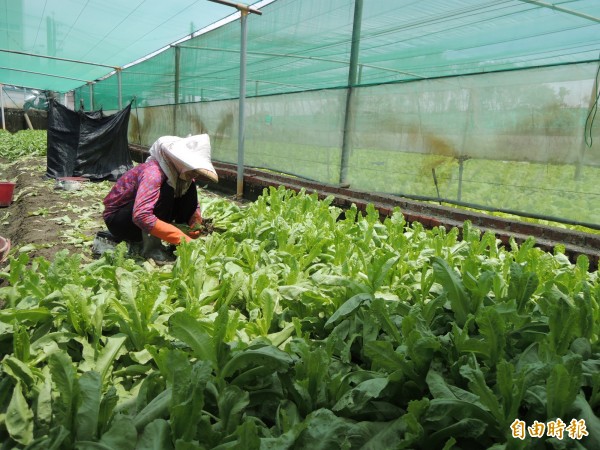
[1,181,599,449]
[0,156,111,264]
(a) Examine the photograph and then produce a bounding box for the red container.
[0,182,16,207]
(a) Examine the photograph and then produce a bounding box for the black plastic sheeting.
[46,99,133,181]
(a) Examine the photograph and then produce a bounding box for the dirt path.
[0,156,110,266]
[0,156,239,277]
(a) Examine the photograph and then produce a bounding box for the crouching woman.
[102,134,218,261]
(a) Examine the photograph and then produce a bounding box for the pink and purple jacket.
[103,160,166,233]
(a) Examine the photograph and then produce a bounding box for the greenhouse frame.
[0,0,598,227]
[1,1,600,449]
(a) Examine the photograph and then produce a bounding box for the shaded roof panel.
[138,0,599,104]
[0,0,238,92]
[3,0,600,102]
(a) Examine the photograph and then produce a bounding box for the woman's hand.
[188,209,203,238]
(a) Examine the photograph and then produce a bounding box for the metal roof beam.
[0,49,119,69]
[175,44,427,79]
[207,0,262,15]
[516,0,600,24]
[0,66,91,83]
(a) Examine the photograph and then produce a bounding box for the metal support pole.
[237,10,248,198]
[458,90,475,201]
[339,0,364,186]
[0,84,5,130]
[576,60,600,180]
[88,82,94,111]
[117,68,123,110]
[458,157,464,202]
[174,46,181,135]
[208,0,262,199]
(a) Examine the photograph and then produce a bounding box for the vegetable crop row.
[0,186,598,449]
[0,130,47,160]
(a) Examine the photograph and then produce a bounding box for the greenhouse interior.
[1,0,600,448]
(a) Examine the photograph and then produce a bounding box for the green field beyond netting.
[213,138,600,228]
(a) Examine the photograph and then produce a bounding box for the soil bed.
[0,156,240,279]
[0,156,109,264]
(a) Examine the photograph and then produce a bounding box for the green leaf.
[459,361,503,423]
[370,255,400,292]
[422,293,447,326]
[325,292,373,328]
[96,334,127,384]
[220,345,293,381]
[62,283,93,336]
[369,298,401,344]
[217,385,249,435]
[568,393,600,450]
[234,419,261,450]
[508,263,538,313]
[13,322,31,362]
[429,418,487,447]
[267,324,295,348]
[364,341,404,372]
[332,377,388,414]
[432,257,471,326]
[476,307,505,366]
[113,269,145,350]
[98,386,119,437]
[36,373,53,435]
[97,414,137,450]
[546,295,578,355]
[24,425,70,450]
[547,362,581,419]
[426,398,497,428]
[0,308,52,324]
[49,351,77,430]
[213,305,232,369]
[6,382,34,445]
[426,370,481,404]
[133,388,172,432]
[174,439,206,450]
[169,312,216,367]
[496,361,524,425]
[135,419,174,450]
[576,283,594,340]
[2,355,36,390]
[295,409,353,450]
[343,417,406,450]
[76,371,102,442]
[170,353,211,442]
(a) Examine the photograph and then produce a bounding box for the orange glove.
[150,219,192,245]
[188,209,203,239]
[188,208,202,227]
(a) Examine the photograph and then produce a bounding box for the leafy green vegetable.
[1,186,599,449]
[0,129,47,159]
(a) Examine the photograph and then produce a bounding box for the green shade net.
[4,0,600,227]
[0,0,235,92]
[106,0,600,228]
[80,0,600,107]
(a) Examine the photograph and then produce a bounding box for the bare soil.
[0,156,239,278]
[0,156,110,268]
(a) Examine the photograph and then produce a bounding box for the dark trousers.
[105,182,197,242]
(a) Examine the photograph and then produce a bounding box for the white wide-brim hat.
[166,134,218,183]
